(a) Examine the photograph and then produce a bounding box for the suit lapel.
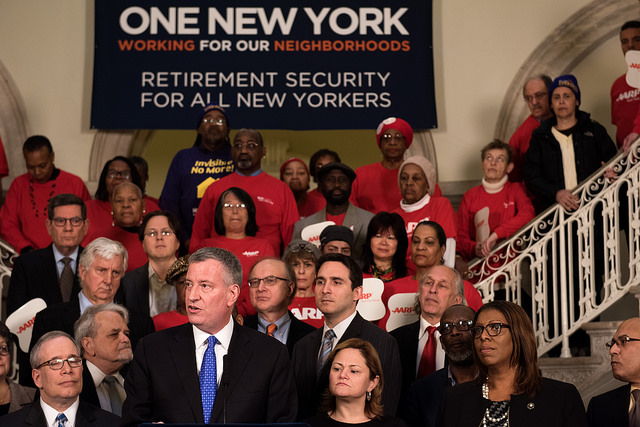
[76,401,98,427]
[44,245,63,303]
[24,403,48,425]
[168,324,204,423]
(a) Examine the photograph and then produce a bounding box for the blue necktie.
[200,336,218,424]
[55,413,67,427]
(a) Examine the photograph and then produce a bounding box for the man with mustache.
[291,162,373,261]
[74,303,133,415]
[402,304,478,427]
[190,129,298,255]
[391,265,466,400]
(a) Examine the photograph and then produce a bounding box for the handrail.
[467,138,640,356]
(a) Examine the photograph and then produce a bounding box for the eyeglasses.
[107,170,131,179]
[287,243,316,254]
[232,142,260,151]
[472,322,510,339]
[202,118,226,126]
[52,217,85,227]
[223,203,247,210]
[36,356,83,370]
[605,336,640,349]
[438,320,474,335]
[144,230,174,238]
[247,275,289,288]
[380,133,406,142]
[0,345,9,356]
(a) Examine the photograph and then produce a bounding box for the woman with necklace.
[362,212,408,284]
[437,301,587,427]
[283,240,324,328]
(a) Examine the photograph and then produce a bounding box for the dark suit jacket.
[7,244,82,314]
[402,368,451,427]
[79,360,128,411]
[587,384,630,427]
[390,319,420,400]
[121,263,151,317]
[243,311,316,356]
[437,378,587,427]
[121,321,298,426]
[292,312,402,420]
[0,399,120,426]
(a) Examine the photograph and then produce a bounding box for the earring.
[366,391,372,401]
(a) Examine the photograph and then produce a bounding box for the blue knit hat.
[549,74,581,105]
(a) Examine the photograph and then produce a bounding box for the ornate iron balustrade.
[467,140,640,357]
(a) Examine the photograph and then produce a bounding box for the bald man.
[587,317,640,427]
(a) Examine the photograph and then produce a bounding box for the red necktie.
[417,326,437,378]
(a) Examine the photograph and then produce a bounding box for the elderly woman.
[83,182,148,272]
[0,323,35,415]
[152,255,190,331]
[305,338,404,427]
[438,301,587,427]
[281,157,325,218]
[362,212,408,283]
[393,156,456,269]
[195,187,275,317]
[524,74,617,214]
[283,239,323,328]
[457,140,535,261]
[85,156,160,231]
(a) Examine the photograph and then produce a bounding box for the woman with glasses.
[305,338,405,427]
[192,187,274,317]
[86,156,161,233]
[0,322,35,416]
[283,239,323,328]
[437,300,587,427]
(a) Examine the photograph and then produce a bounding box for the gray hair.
[190,247,243,289]
[522,74,553,98]
[79,237,128,273]
[414,266,467,315]
[111,182,143,201]
[74,303,130,355]
[30,331,81,369]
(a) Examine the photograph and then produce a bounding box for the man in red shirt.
[508,75,553,183]
[611,21,640,150]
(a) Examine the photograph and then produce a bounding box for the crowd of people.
[0,19,638,427]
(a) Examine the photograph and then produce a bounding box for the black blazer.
[243,311,316,356]
[7,244,82,315]
[437,377,587,427]
[292,312,402,420]
[79,360,129,411]
[390,319,420,400]
[121,263,151,317]
[121,321,298,426]
[587,384,630,427]
[401,368,451,427]
[0,399,120,426]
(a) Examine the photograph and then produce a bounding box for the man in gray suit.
[291,162,373,260]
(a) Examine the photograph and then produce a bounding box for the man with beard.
[290,163,374,261]
[190,129,299,255]
[401,304,478,427]
[160,105,235,244]
[74,303,133,415]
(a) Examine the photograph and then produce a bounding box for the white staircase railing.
[467,139,640,357]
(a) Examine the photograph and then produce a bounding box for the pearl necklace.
[482,379,509,427]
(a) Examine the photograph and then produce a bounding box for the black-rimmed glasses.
[247,276,289,288]
[36,356,82,370]
[605,336,640,349]
[52,217,84,227]
[438,320,474,335]
[472,322,510,339]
